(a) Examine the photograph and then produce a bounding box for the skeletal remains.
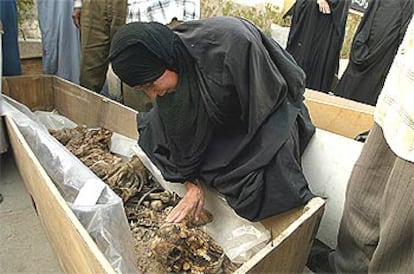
[49,126,239,273]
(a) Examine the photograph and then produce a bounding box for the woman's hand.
[166,180,204,223]
[317,0,331,14]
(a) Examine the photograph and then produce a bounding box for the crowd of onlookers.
[1,1,413,273]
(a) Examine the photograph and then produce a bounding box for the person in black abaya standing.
[108,17,316,223]
[286,0,351,93]
[334,0,414,106]
[0,0,22,76]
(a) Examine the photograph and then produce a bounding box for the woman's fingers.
[165,180,204,223]
[165,201,191,223]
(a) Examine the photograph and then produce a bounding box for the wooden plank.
[304,89,375,139]
[52,77,138,139]
[236,197,325,273]
[2,75,54,111]
[5,117,115,274]
[283,0,295,15]
[261,204,306,236]
[21,58,43,75]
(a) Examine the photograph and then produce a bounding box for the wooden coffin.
[2,75,326,273]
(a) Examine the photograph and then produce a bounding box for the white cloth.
[374,19,414,162]
[73,0,82,8]
[127,0,200,24]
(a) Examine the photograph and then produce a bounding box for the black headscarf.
[109,22,211,180]
[109,22,176,86]
[110,43,166,86]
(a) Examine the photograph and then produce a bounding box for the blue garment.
[0,0,22,76]
[37,0,80,84]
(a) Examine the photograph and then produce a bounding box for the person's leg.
[0,0,22,76]
[368,157,414,273]
[331,123,395,273]
[37,0,57,75]
[56,0,81,84]
[79,0,110,92]
[108,0,127,39]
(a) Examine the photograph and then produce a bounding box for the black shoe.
[307,244,335,273]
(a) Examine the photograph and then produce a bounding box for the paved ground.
[0,150,63,273]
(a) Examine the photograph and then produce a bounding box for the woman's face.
[135,69,178,99]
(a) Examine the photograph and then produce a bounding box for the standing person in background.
[334,0,413,106]
[286,0,351,93]
[0,0,21,76]
[127,0,200,26]
[38,0,81,84]
[72,0,127,92]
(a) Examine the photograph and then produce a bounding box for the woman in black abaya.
[287,0,351,92]
[334,0,413,106]
[109,16,315,222]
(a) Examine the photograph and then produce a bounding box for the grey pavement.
[0,150,63,274]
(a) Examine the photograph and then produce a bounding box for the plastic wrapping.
[34,110,78,130]
[0,95,138,274]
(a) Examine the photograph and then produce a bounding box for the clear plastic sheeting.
[34,110,78,130]
[0,95,138,274]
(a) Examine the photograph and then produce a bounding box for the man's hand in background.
[72,8,81,28]
[317,0,331,14]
